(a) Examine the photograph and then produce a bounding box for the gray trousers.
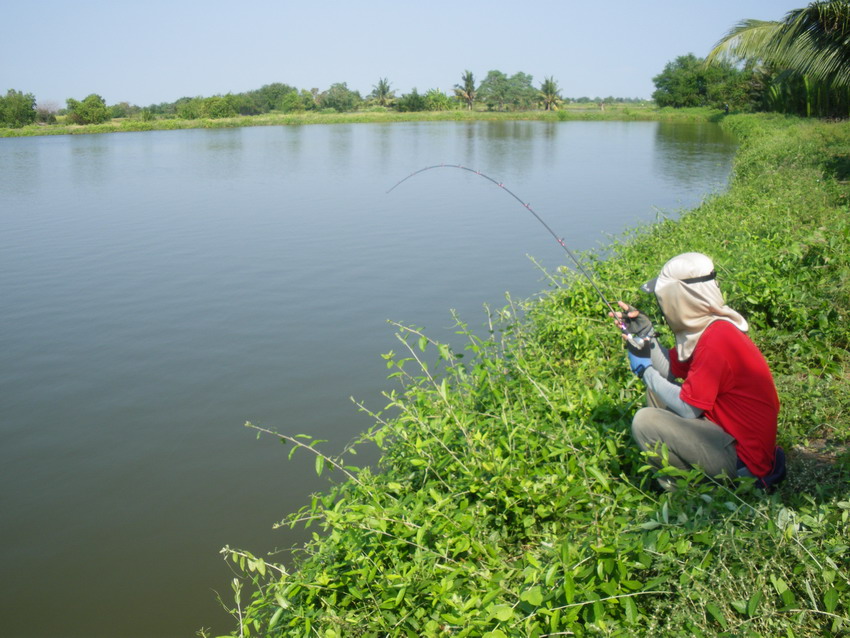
[631,390,739,479]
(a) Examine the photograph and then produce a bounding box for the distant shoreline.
[0,106,724,138]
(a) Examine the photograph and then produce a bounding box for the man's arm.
[648,337,674,381]
[643,366,703,419]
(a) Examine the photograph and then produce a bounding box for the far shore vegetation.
[0,102,725,138]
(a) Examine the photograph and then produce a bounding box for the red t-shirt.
[669,320,779,477]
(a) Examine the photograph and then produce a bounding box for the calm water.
[0,121,735,637]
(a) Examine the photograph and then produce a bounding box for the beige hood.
[643,253,747,361]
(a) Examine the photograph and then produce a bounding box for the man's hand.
[610,300,653,357]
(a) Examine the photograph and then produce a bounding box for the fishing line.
[386,163,646,348]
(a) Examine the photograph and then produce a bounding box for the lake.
[0,120,736,637]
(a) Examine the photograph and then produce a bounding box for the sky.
[2,0,808,108]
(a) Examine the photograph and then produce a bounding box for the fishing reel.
[625,330,650,352]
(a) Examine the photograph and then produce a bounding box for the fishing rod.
[386,163,648,349]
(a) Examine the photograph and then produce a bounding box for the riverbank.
[221,113,849,637]
[0,104,719,138]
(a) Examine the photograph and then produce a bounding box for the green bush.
[202,96,237,119]
[66,93,110,124]
[0,89,37,128]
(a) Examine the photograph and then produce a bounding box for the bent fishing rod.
[387,163,648,349]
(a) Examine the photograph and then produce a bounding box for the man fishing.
[390,168,784,492]
[612,252,786,491]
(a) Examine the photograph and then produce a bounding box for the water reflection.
[461,121,478,164]
[653,121,737,189]
[481,119,538,141]
[373,123,395,173]
[192,128,244,180]
[69,135,113,186]
[0,139,42,195]
[322,125,349,175]
[472,121,538,177]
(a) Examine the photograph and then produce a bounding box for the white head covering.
[643,252,747,361]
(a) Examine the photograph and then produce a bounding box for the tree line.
[654,1,850,118]
[0,70,646,128]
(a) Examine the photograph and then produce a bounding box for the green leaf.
[379,596,398,609]
[315,455,324,477]
[482,588,501,607]
[269,606,284,629]
[490,604,514,622]
[706,603,727,629]
[588,466,610,491]
[824,588,839,613]
[747,591,763,617]
[563,573,575,604]
[482,631,507,638]
[771,576,795,607]
[521,586,544,606]
[624,596,639,624]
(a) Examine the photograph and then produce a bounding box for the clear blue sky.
[2,0,807,108]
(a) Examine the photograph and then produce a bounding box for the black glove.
[621,305,653,358]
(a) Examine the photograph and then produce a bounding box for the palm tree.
[707,1,850,89]
[453,70,477,110]
[370,78,395,108]
[539,76,562,111]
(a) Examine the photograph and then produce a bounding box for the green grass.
[1,105,722,138]
[212,113,848,637]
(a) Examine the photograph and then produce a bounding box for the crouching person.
[612,253,786,491]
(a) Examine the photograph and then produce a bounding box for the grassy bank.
[1,105,718,138]
[215,113,850,637]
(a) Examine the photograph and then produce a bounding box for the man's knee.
[631,407,661,449]
[631,407,672,468]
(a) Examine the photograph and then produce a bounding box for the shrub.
[0,89,37,128]
[66,94,110,124]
